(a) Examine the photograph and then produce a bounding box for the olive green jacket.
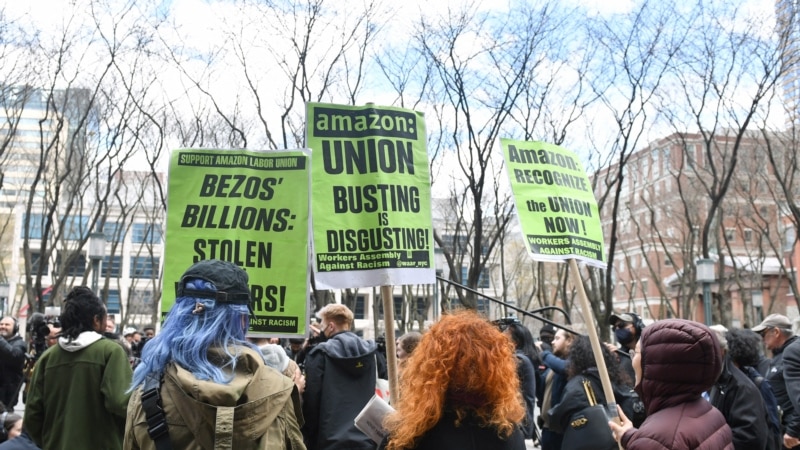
[25,333,132,450]
[124,346,305,450]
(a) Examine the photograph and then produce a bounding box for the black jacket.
[0,335,27,409]
[615,347,635,386]
[378,411,526,450]
[709,356,768,450]
[515,351,537,439]
[547,368,624,450]
[302,331,385,450]
[767,335,800,438]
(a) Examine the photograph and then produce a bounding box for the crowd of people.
[0,259,796,449]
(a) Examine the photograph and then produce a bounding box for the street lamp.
[88,231,106,294]
[696,258,715,326]
[0,283,8,317]
[752,289,764,324]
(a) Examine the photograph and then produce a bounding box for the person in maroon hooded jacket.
[608,319,733,450]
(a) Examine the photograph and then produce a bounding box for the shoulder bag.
[560,378,617,450]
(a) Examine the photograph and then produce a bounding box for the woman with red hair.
[379,310,526,450]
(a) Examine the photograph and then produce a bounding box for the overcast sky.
[0,0,786,180]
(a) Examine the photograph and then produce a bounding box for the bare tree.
[590,1,687,339]
[407,2,577,308]
[659,1,784,326]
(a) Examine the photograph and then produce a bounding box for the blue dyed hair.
[130,279,261,390]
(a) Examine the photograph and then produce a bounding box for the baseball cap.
[752,314,793,333]
[609,312,637,326]
[176,259,252,307]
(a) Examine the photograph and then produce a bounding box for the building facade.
[0,87,165,330]
[778,0,800,127]
[596,131,797,327]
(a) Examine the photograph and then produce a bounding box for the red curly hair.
[383,310,525,450]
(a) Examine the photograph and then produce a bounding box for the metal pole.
[91,259,100,293]
[703,282,712,325]
[433,279,439,324]
[569,259,622,438]
[436,275,576,333]
[381,285,399,404]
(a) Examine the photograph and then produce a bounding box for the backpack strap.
[141,373,173,450]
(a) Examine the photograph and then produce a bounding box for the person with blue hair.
[124,259,305,450]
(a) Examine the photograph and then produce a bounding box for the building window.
[102,255,122,277]
[683,144,695,168]
[132,223,162,244]
[392,295,403,317]
[61,215,89,240]
[441,234,487,256]
[129,289,154,313]
[56,251,86,277]
[22,213,45,239]
[725,228,736,243]
[461,266,490,289]
[476,297,489,315]
[29,251,49,276]
[106,289,121,314]
[377,295,403,319]
[415,297,427,316]
[785,227,796,251]
[103,222,124,243]
[130,256,159,279]
[652,150,660,178]
[744,229,753,243]
[354,294,366,319]
[441,234,461,254]
[662,147,671,173]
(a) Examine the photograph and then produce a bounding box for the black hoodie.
[302,331,386,450]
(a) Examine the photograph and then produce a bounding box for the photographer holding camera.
[20,314,60,406]
[25,314,54,363]
[0,317,28,412]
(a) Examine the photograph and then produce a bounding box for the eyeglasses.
[757,328,772,338]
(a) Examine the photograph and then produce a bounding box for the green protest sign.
[500,139,605,268]
[306,102,435,289]
[163,148,310,337]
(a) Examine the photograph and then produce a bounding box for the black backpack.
[615,386,646,428]
[746,366,782,450]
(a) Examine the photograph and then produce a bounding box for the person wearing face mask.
[301,303,387,450]
[608,312,644,386]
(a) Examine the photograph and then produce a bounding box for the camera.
[26,313,60,363]
[493,316,521,332]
